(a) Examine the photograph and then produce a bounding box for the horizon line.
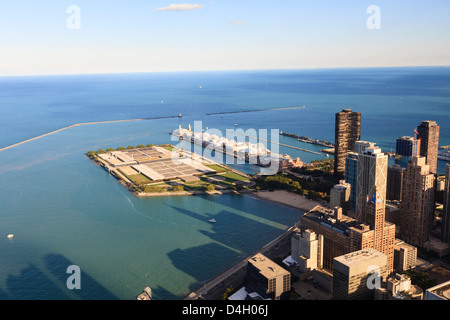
[1,64,449,78]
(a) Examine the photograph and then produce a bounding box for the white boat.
[7,234,14,239]
[208,219,216,223]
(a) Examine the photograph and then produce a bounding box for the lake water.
[0,67,449,299]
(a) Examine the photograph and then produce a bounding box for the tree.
[172,185,184,192]
[96,149,106,154]
[137,144,146,149]
[205,184,216,192]
[87,151,96,158]
[116,146,125,151]
[127,145,135,150]
[221,286,234,300]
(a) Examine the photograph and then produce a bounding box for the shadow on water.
[0,254,120,300]
[167,203,284,253]
[167,242,240,292]
[151,285,179,300]
[44,254,118,300]
[0,254,119,300]
[5,263,72,300]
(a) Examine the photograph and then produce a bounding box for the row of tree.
[254,173,334,201]
[91,144,155,155]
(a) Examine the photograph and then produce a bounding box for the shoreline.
[249,189,321,212]
[183,190,320,300]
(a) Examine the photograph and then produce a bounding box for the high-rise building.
[291,229,324,273]
[393,239,417,272]
[345,141,376,215]
[300,206,395,274]
[395,136,420,168]
[332,248,388,300]
[387,165,405,201]
[345,152,359,214]
[401,157,435,247]
[246,253,291,300]
[396,136,420,157]
[355,144,388,226]
[441,163,450,243]
[334,109,361,178]
[330,181,351,213]
[417,121,440,174]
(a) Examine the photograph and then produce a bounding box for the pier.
[226,130,323,155]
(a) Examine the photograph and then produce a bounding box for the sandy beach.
[251,190,321,212]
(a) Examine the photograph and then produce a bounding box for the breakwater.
[206,106,305,116]
[0,115,181,152]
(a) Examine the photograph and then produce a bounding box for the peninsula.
[87,144,255,196]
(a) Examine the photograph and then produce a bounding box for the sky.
[0,0,449,76]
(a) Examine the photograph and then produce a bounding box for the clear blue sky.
[0,0,449,75]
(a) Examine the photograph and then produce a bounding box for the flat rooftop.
[334,248,386,267]
[427,280,450,300]
[249,253,289,279]
[105,146,216,181]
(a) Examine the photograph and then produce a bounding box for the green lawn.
[205,164,231,173]
[127,174,152,186]
[221,172,249,182]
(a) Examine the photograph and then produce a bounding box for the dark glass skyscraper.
[334,109,361,178]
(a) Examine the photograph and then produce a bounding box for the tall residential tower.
[401,157,435,247]
[334,109,361,178]
[417,121,440,174]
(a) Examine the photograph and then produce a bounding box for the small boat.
[178,113,183,118]
[208,219,216,223]
[7,234,14,239]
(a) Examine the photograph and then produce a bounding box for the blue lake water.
[0,67,449,299]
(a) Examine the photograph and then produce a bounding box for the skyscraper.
[441,163,450,243]
[345,141,375,215]
[355,144,388,225]
[396,136,420,157]
[395,136,421,168]
[417,121,440,174]
[387,165,405,201]
[345,152,359,214]
[401,157,435,247]
[334,109,361,178]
